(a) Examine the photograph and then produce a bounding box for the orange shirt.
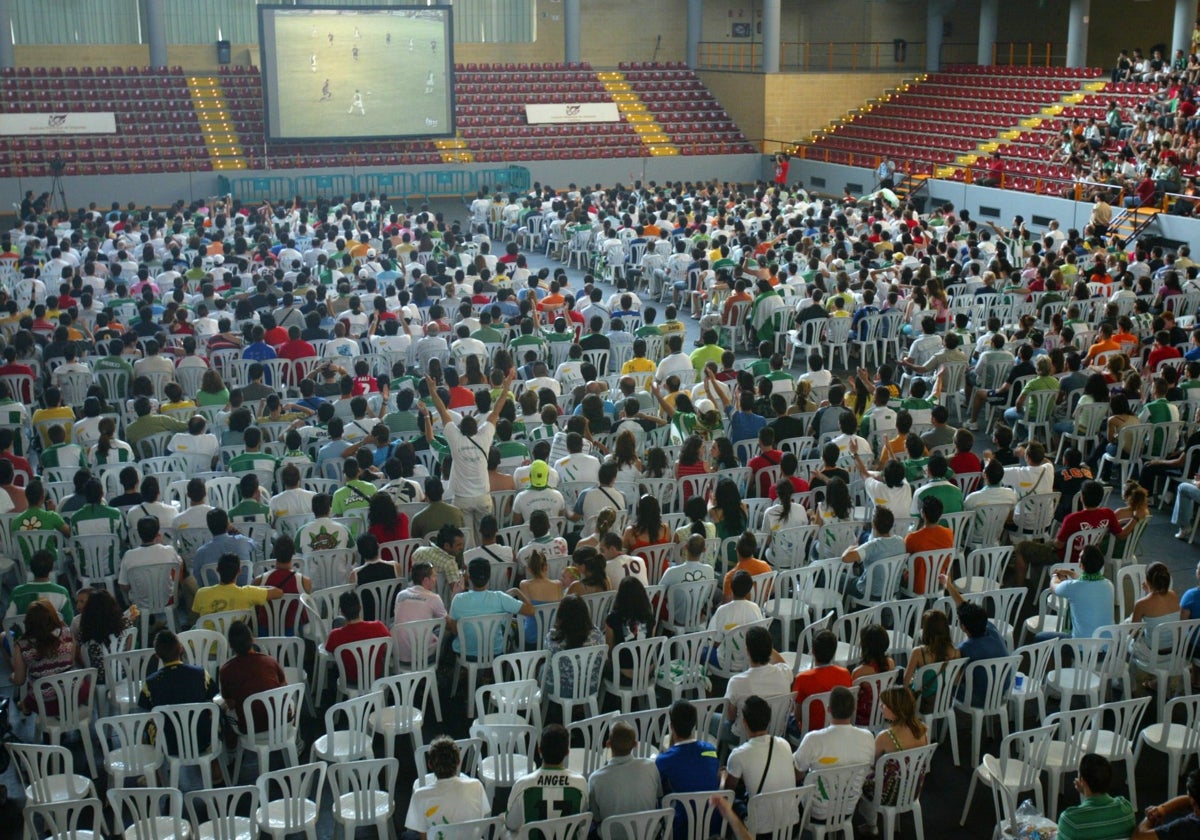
[538,293,565,312]
[792,665,853,731]
[1084,338,1122,363]
[904,525,954,595]
[723,557,772,599]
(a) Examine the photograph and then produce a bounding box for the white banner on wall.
[524,102,620,124]
[0,112,117,136]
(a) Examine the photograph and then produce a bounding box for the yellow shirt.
[621,357,656,374]
[31,406,76,445]
[193,583,270,624]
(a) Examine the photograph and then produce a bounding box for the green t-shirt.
[12,508,65,534]
[71,503,123,536]
[41,443,86,470]
[11,581,73,622]
[228,452,281,473]
[690,344,724,372]
[331,479,377,515]
[228,499,271,522]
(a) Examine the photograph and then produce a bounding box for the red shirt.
[1056,508,1121,561]
[792,665,852,731]
[768,476,810,499]
[369,518,410,545]
[325,620,390,685]
[447,385,474,409]
[277,339,316,381]
[264,326,289,348]
[1,452,31,481]
[949,452,983,476]
[1147,345,1182,372]
[351,375,379,397]
[748,449,784,497]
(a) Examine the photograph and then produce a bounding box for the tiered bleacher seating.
[0,66,208,177]
[619,61,755,155]
[803,63,1106,193]
[452,62,647,162]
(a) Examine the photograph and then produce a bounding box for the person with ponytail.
[88,415,134,465]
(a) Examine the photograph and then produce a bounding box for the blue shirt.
[317,439,351,476]
[448,589,524,656]
[242,341,277,362]
[192,533,256,587]
[726,409,767,451]
[1055,577,1115,639]
[1182,586,1200,619]
[854,535,906,598]
[656,740,720,840]
[957,621,1009,707]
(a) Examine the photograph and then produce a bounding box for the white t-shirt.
[404,776,490,834]
[728,735,797,803]
[604,553,650,588]
[792,725,874,818]
[269,488,316,520]
[864,476,913,513]
[443,421,494,501]
[708,599,763,632]
[724,663,794,740]
[554,452,601,485]
[513,487,566,523]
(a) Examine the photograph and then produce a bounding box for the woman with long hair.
[544,594,605,695]
[1131,561,1183,685]
[566,550,611,596]
[641,447,669,480]
[367,492,410,544]
[622,494,671,551]
[576,507,618,555]
[88,416,134,465]
[12,599,76,714]
[519,550,564,647]
[608,429,643,489]
[712,438,740,471]
[852,624,896,726]
[675,434,711,487]
[902,609,963,710]
[463,355,486,386]
[709,476,748,538]
[860,686,930,825]
[605,576,655,648]
[674,495,716,543]
[74,588,135,684]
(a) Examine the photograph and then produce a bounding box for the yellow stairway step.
[1083,81,1107,92]
[998,130,1020,141]
[978,142,999,154]
[1041,105,1063,116]
[956,154,978,166]
[597,71,623,81]
[604,82,630,92]
[1020,117,1044,129]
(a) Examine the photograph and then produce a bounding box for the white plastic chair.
[96,712,164,789]
[598,808,673,840]
[746,787,807,840]
[1009,640,1055,730]
[953,655,1020,768]
[471,679,542,735]
[107,787,189,840]
[313,692,380,764]
[333,635,393,699]
[124,560,180,640]
[866,743,938,840]
[476,722,536,801]
[454,612,513,717]
[327,757,400,840]
[104,647,156,715]
[603,636,664,713]
[1134,694,1200,797]
[516,812,591,840]
[798,762,870,840]
[960,724,1055,839]
[414,737,483,788]
[185,785,260,840]
[1139,618,1200,723]
[954,546,1012,593]
[662,790,732,840]
[230,683,304,783]
[157,702,223,789]
[661,579,717,635]
[7,742,96,805]
[257,762,327,840]
[711,618,773,679]
[369,671,431,760]
[1045,637,1108,710]
[393,616,445,722]
[1090,697,1150,811]
[24,797,103,840]
[32,667,98,777]
[565,711,616,779]
[430,817,506,840]
[545,644,608,721]
[177,628,228,682]
[1043,706,1100,810]
[912,657,968,764]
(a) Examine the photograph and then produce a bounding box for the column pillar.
[145,0,167,69]
[761,0,780,73]
[686,0,702,69]
[564,0,580,64]
[0,0,13,71]
[1174,0,1196,63]
[1066,0,1090,68]
[977,0,998,66]
[925,0,955,73]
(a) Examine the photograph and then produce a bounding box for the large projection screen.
[258,4,455,142]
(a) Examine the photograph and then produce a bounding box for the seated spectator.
[405,736,491,838]
[325,590,391,688]
[10,599,76,714]
[790,630,853,735]
[1058,754,1135,840]
[218,620,287,734]
[192,553,283,621]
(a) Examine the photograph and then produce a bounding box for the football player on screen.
[348,89,365,116]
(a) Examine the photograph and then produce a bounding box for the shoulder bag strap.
[755,735,776,796]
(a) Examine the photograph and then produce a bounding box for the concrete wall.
[701,71,914,153]
[0,154,763,211]
[790,157,1200,247]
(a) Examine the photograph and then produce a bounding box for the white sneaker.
[1175,529,1192,541]
[964,420,979,431]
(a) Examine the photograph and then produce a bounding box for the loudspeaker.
[217,40,231,64]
